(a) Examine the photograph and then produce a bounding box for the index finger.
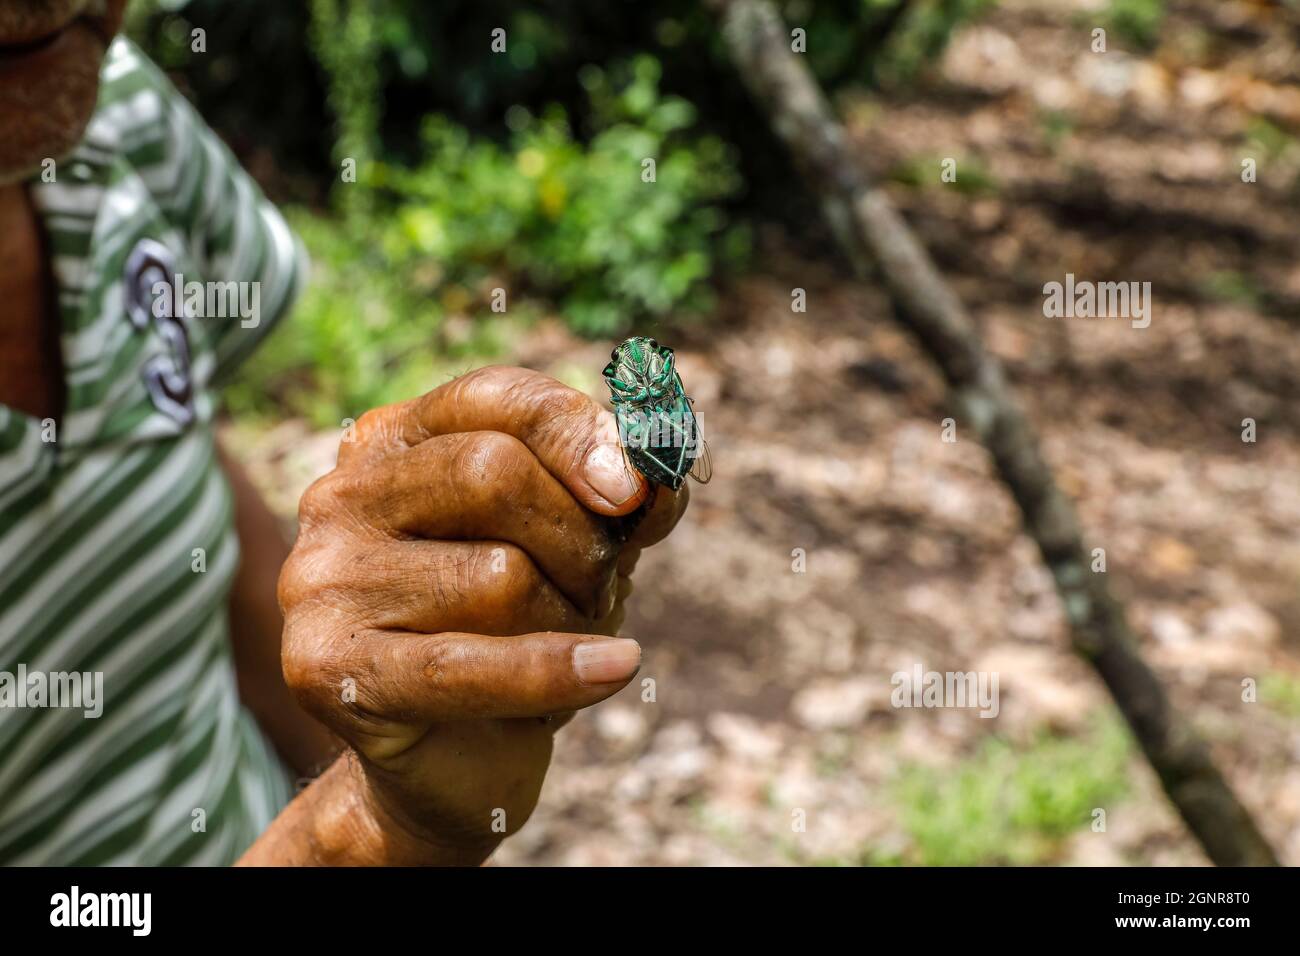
[349,366,672,517]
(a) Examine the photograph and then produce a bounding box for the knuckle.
[278,540,375,623]
[452,431,524,490]
[296,471,345,531]
[354,403,404,446]
[278,537,336,606]
[336,408,377,465]
[504,371,584,423]
[477,543,538,605]
[452,365,520,408]
[276,549,313,610]
[280,624,334,712]
[519,384,599,476]
[351,407,388,445]
[422,545,540,632]
[297,467,392,539]
[283,624,374,722]
[468,364,535,391]
[410,637,457,694]
[284,542,336,593]
[424,549,473,616]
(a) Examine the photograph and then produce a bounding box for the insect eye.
[648,338,659,350]
[611,348,620,361]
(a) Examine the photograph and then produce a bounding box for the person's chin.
[0,18,116,182]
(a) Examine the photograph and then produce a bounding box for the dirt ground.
[227,0,1300,865]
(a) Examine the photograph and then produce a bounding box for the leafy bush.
[221,210,446,427]
[378,58,746,336]
[131,0,996,199]
[224,58,745,424]
[132,0,994,421]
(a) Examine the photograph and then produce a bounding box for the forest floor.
[225,0,1300,865]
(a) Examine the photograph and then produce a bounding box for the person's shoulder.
[85,37,241,231]
[99,35,172,98]
[83,37,180,149]
[86,35,228,193]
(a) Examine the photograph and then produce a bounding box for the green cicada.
[602,336,712,491]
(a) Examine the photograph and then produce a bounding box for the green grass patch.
[1106,0,1166,50]
[887,154,998,196]
[1259,672,1300,719]
[1196,270,1264,310]
[892,715,1132,865]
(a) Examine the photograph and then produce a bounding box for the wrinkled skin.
[277,366,688,857]
[0,0,689,864]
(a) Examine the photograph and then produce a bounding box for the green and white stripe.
[0,38,302,865]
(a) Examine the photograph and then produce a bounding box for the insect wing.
[688,437,713,484]
[682,399,711,484]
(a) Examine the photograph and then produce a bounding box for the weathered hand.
[277,366,688,862]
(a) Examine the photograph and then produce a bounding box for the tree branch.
[710,0,1279,867]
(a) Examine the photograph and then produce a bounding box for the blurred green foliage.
[891,715,1132,865]
[1260,672,1300,719]
[379,61,747,337]
[1106,0,1166,49]
[1245,116,1299,164]
[888,154,998,195]
[224,59,746,424]
[1037,109,1076,153]
[869,0,995,87]
[130,0,993,419]
[221,210,449,427]
[1197,270,1264,310]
